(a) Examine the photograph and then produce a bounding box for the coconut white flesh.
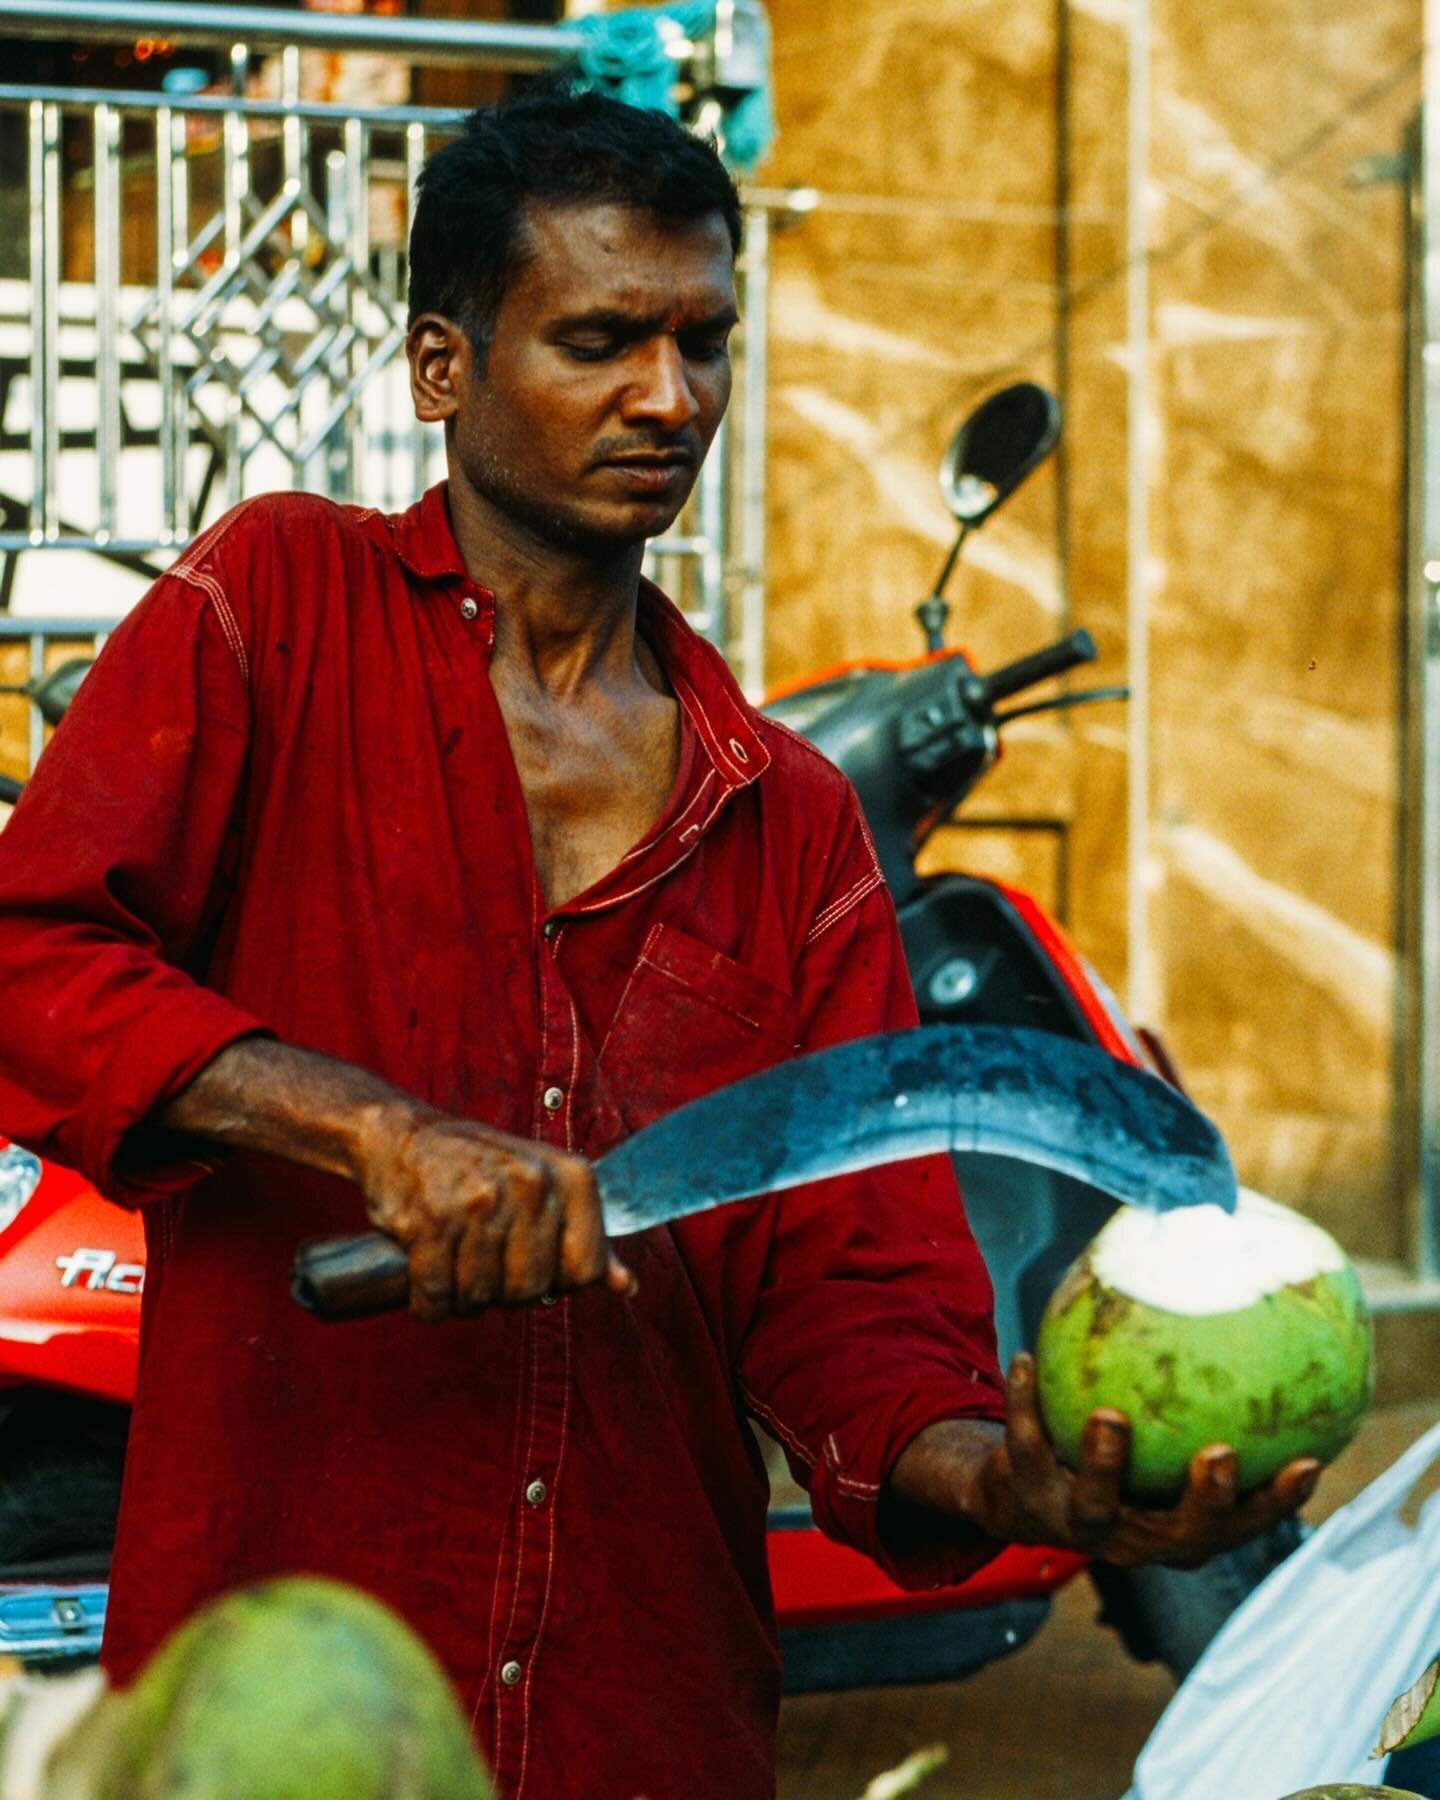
[1089,1186,1347,1317]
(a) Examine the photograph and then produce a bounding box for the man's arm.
[885,1353,1321,1569]
[160,1037,633,1321]
[718,783,1315,1578]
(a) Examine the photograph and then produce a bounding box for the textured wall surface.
[760,0,1420,1253]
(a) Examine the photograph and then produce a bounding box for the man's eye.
[682,336,732,363]
[560,340,619,362]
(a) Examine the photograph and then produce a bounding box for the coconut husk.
[1275,1787,1428,1798]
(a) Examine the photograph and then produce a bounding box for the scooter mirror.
[938,382,1062,526]
[25,657,92,726]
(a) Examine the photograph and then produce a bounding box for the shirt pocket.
[600,922,800,1131]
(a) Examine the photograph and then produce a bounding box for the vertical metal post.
[1124,0,1154,1024]
[93,102,122,542]
[27,631,43,770]
[27,100,61,542]
[221,45,249,509]
[735,202,769,697]
[281,43,306,250]
[692,414,727,645]
[405,121,429,500]
[343,115,368,499]
[173,105,195,533]
[1408,5,1440,1278]
[155,105,180,542]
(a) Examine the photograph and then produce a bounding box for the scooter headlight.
[0,1144,41,1233]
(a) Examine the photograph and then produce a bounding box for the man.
[0,92,1314,1797]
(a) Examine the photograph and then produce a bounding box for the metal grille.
[3,71,450,551]
[0,2,772,704]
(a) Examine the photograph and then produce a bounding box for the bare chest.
[497,688,680,910]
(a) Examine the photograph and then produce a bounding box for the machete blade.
[594,1022,1236,1236]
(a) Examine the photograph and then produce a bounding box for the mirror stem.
[916,524,969,650]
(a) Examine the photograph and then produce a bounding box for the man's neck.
[446,480,655,701]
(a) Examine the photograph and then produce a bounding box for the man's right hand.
[357,1110,635,1322]
[159,1037,634,1323]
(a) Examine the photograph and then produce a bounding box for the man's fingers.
[1002,1353,1056,1483]
[1067,1408,1129,1547]
[497,1165,562,1303]
[1154,1443,1240,1558]
[551,1155,618,1292]
[604,1250,639,1299]
[1224,1456,1322,1545]
[406,1231,459,1324]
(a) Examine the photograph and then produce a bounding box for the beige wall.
[759,0,1420,1256]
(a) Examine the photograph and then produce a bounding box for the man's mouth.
[599,454,695,493]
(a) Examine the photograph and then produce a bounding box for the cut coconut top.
[1089,1188,1347,1317]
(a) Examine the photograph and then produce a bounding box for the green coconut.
[1276,1790,1428,1798]
[1034,1188,1372,1501]
[1377,1655,1440,1759]
[43,1577,493,1800]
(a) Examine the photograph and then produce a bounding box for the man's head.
[408,88,742,363]
[406,90,743,554]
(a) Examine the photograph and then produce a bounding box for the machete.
[291,1022,1236,1320]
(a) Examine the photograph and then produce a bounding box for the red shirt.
[0,486,1004,1798]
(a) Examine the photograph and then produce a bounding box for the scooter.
[0,384,1296,1686]
[760,381,1298,1693]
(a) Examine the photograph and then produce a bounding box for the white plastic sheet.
[1125,1420,1440,1800]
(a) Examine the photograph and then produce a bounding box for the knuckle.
[508,1159,548,1203]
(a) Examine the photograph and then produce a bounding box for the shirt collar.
[635,580,769,791]
[385,482,469,583]
[379,483,770,790]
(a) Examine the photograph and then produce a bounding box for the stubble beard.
[465,434,690,559]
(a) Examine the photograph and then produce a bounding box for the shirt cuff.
[83,994,273,1208]
[807,1375,1007,1592]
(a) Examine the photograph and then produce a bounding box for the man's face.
[434,201,737,552]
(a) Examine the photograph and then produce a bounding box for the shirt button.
[500,1659,523,1686]
[542,919,559,939]
[460,597,479,621]
[542,1086,564,1112]
[525,1479,547,1505]
[540,1294,558,1307]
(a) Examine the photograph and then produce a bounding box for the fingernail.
[1298,1465,1320,1501]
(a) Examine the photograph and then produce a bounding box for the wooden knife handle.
[291,1232,410,1321]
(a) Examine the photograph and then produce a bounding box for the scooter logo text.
[55,1249,144,1295]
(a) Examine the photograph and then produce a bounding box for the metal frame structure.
[0,0,773,722]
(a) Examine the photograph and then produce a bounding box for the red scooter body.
[0,1140,139,1407]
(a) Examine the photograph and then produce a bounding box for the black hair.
[407,87,743,356]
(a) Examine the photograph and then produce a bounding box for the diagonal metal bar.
[294,325,407,465]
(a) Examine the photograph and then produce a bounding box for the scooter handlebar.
[969,629,1096,711]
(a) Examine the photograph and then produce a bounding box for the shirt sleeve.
[0,570,270,1207]
[732,799,1007,1592]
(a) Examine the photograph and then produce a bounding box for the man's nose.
[626,339,700,430]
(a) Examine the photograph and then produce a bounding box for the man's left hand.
[885,1352,1322,1569]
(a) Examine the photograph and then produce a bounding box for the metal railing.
[0,0,772,719]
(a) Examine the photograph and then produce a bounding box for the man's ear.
[407,313,473,425]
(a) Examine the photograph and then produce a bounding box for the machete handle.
[291,1232,410,1321]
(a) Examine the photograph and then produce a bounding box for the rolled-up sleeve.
[733,820,1006,1591]
[0,573,268,1205]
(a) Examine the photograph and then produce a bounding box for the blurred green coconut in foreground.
[0,1576,493,1798]
[1277,1788,1427,1798]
